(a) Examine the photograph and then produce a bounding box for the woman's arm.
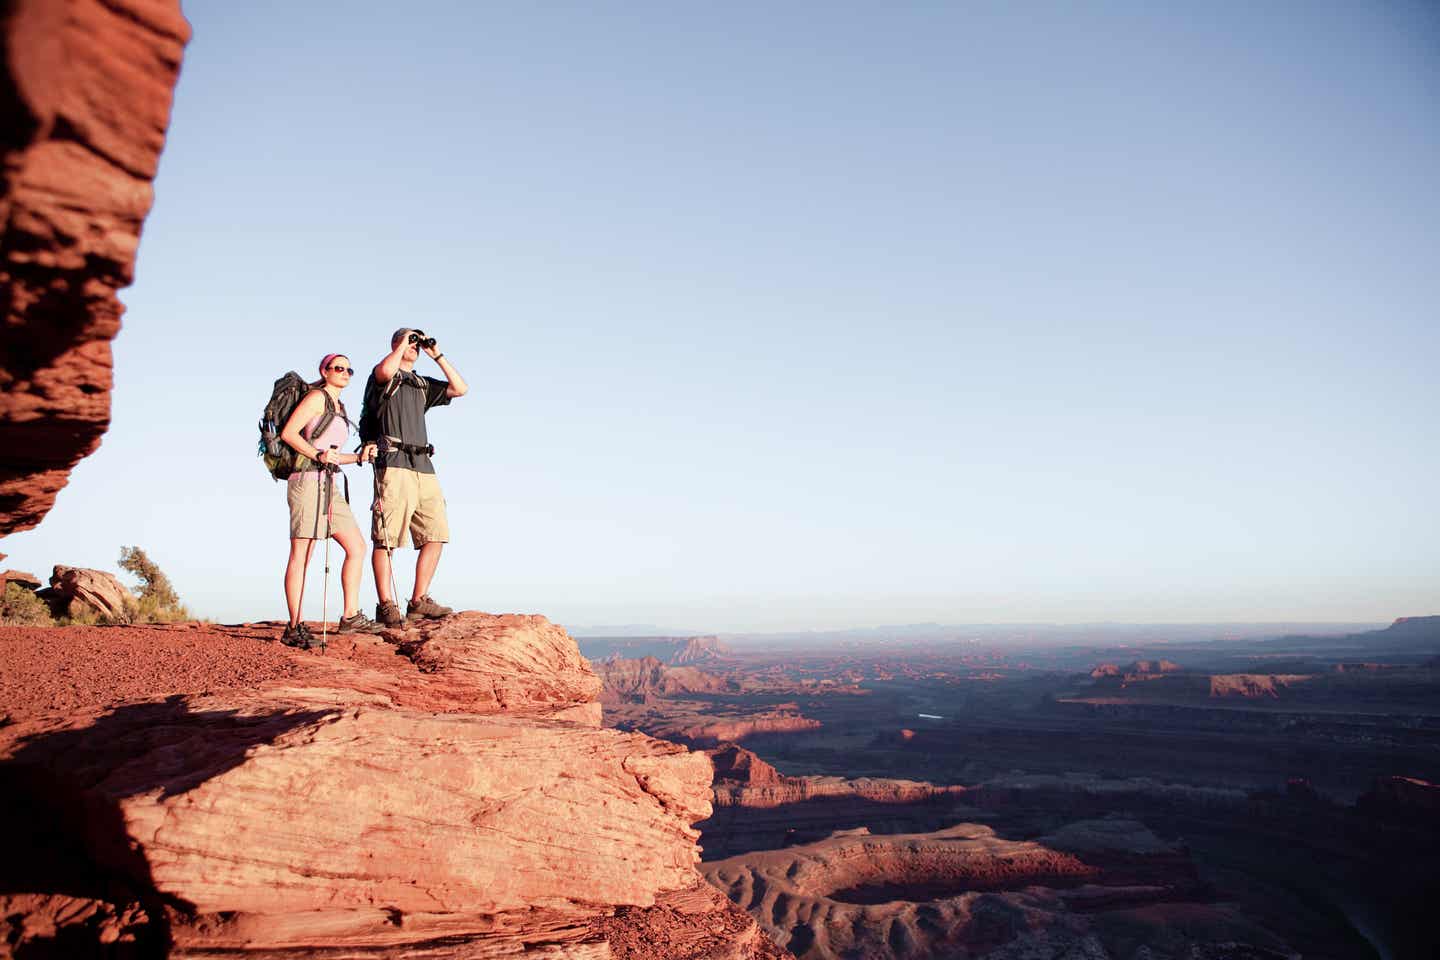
[280,391,328,461]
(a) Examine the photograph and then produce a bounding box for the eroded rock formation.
[668,635,730,665]
[639,707,823,748]
[709,744,968,811]
[596,655,736,704]
[699,745,976,860]
[36,563,130,620]
[704,821,1283,960]
[0,0,188,534]
[0,613,791,957]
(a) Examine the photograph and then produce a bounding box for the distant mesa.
[654,709,823,749]
[698,744,972,860]
[1381,615,1440,643]
[1263,615,1440,654]
[594,654,737,704]
[1089,658,1182,680]
[670,635,732,665]
[579,633,732,666]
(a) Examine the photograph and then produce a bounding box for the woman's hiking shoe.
[337,612,384,635]
[281,622,317,650]
[375,600,404,627]
[407,594,453,620]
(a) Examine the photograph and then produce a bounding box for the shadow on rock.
[0,697,335,958]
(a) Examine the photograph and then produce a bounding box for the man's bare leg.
[413,540,444,602]
[372,546,397,605]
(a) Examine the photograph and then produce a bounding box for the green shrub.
[1,582,54,626]
[118,546,190,623]
[55,603,101,627]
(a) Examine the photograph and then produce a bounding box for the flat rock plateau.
[0,614,792,958]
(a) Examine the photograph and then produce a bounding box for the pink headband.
[319,353,344,375]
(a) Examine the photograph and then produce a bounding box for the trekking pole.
[296,453,324,638]
[320,446,337,651]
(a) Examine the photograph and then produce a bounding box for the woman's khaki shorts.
[372,467,449,549]
[287,471,360,540]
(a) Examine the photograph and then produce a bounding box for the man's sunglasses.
[328,365,355,375]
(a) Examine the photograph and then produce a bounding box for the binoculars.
[408,331,437,349]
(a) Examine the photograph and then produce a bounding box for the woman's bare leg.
[284,538,317,625]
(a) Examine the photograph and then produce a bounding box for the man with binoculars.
[359,328,470,626]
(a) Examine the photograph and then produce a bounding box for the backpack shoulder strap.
[301,389,337,442]
[372,373,403,428]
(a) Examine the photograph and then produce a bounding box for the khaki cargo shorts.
[287,471,360,540]
[372,467,449,548]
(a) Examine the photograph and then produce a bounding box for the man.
[359,328,469,626]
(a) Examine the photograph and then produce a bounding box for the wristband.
[434,353,444,361]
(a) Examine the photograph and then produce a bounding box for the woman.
[279,353,382,647]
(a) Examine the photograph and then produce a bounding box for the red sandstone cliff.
[596,655,736,704]
[0,0,189,533]
[0,614,791,957]
[707,744,967,810]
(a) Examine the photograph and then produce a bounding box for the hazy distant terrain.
[585,618,1440,959]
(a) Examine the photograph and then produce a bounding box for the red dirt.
[0,622,301,722]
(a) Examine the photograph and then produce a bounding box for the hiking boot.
[337,611,384,635]
[281,621,315,649]
[407,594,453,620]
[375,600,404,627]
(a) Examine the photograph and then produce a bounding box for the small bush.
[55,603,101,627]
[128,594,190,624]
[118,546,190,623]
[1,583,54,626]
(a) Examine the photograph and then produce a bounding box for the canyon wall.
[0,0,188,534]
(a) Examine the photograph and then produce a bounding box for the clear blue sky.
[6,1,1437,630]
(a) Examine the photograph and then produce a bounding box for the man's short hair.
[391,328,411,349]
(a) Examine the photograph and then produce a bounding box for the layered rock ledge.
[0,613,790,958]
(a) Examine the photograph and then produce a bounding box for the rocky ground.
[0,615,792,959]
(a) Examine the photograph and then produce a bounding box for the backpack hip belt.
[380,435,435,457]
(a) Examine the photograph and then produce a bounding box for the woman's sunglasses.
[328,365,355,375]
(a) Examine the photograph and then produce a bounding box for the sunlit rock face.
[0,0,189,534]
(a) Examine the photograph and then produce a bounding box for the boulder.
[0,569,42,591]
[41,564,131,621]
[0,0,190,535]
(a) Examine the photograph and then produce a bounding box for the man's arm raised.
[374,333,410,383]
[427,341,468,397]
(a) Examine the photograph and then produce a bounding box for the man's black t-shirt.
[360,369,451,474]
